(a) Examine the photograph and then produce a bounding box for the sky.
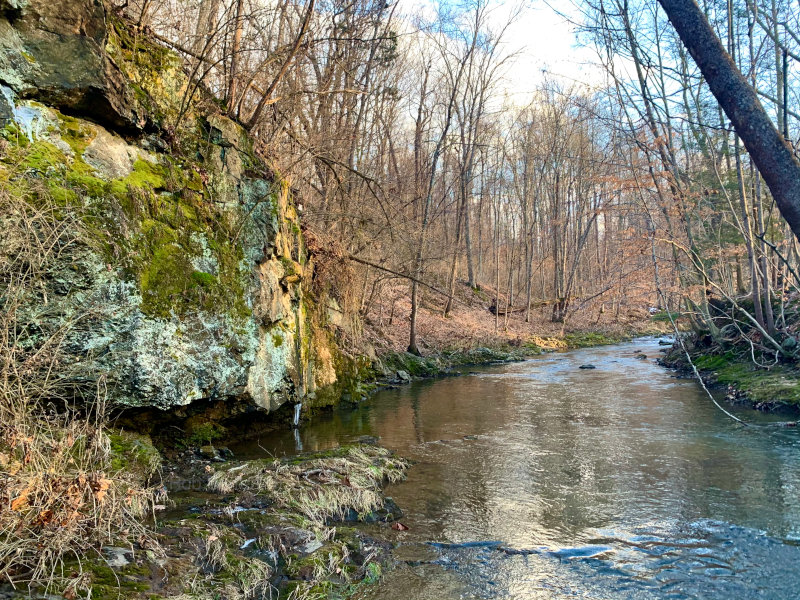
[489,0,602,96]
[397,0,604,105]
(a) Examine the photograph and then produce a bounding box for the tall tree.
[657,0,800,243]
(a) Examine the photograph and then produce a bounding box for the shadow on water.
[231,338,800,599]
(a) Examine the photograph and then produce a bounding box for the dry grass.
[0,191,161,593]
[208,445,408,527]
[191,526,276,600]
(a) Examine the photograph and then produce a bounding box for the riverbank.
[660,336,800,412]
[376,330,642,384]
[113,326,662,455]
[2,444,408,600]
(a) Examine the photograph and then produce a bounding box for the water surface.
[235,339,800,599]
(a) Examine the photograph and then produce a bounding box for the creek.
[231,338,800,599]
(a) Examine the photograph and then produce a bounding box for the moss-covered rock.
[0,0,149,131]
[108,430,162,481]
[0,7,349,413]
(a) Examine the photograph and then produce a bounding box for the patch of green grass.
[521,342,544,355]
[564,331,628,349]
[693,353,800,406]
[650,311,683,323]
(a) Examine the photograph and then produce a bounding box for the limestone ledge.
[0,0,351,412]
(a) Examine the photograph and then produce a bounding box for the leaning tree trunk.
[657,0,800,243]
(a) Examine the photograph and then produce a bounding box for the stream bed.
[232,338,800,599]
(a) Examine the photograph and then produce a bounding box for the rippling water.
[233,338,800,599]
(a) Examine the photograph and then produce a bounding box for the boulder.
[0,0,144,130]
[0,6,351,414]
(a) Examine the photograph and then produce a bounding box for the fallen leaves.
[93,478,111,503]
[10,488,31,511]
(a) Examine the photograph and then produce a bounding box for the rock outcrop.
[0,0,360,411]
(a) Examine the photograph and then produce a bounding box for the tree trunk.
[193,0,222,57]
[226,0,245,117]
[657,0,800,242]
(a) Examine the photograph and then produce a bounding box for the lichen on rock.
[0,1,352,414]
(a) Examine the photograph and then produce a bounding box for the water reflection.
[233,339,800,598]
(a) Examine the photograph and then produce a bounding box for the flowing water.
[232,338,800,599]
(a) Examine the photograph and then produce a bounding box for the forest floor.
[361,279,675,358]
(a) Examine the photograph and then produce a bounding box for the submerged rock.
[356,435,381,445]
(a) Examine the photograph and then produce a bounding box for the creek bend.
[231,338,800,599]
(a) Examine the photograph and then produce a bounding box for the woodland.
[4,0,800,597]
[111,0,800,357]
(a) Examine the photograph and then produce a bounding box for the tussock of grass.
[208,445,408,526]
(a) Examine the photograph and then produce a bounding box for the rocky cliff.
[0,0,362,414]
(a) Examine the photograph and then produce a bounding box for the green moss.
[81,559,152,599]
[522,342,544,355]
[563,331,628,349]
[21,140,65,171]
[132,207,249,320]
[363,561,382,584]
[693,353,733,371]
[691,352,800,407]
[110,159,167,197]
[105,15,184,130]
[190,270,217,287]
[0,54,270,337]
[108,431,162,480]
[185,420,226,446]
[311,345,375,408]
[67,168,108,198]
[2,122,28,147]
[280,255,298,277]
[650,310,683,323]
[57,113,94,154]
[382,352,440,377]
[139,235,192,317]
